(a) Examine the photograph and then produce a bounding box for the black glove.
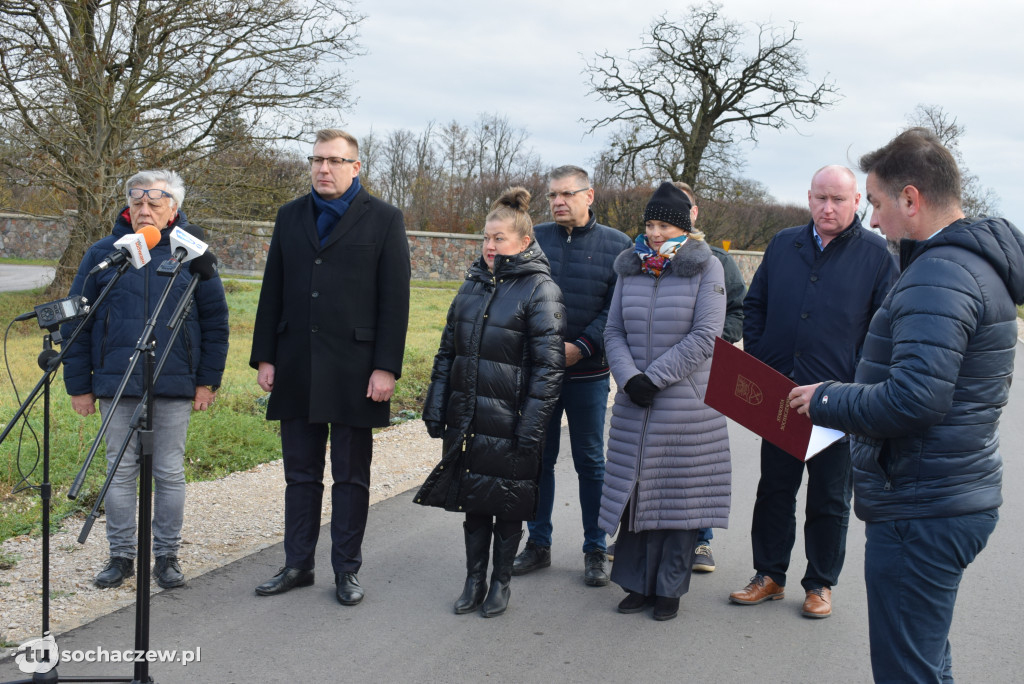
[424,420,444,439]
[624,373,658,407]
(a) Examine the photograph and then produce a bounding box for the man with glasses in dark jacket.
[512,165,631,587]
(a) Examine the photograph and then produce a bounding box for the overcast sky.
[344,0,1023,223]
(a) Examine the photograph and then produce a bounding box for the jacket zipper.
[629,274,662,530]
[99,307,110,369]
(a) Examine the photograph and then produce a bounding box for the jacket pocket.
[354,327,376,341]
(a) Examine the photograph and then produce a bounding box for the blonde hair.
[486,187,534,240]
[315,128,359,155]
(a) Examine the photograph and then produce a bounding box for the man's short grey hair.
[548,165,590,186]
[125,170,186,208]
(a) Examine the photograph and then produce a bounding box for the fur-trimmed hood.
[613,238,714,278]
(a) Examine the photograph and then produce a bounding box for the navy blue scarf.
[311,176,362,246]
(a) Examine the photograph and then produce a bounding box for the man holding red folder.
[789,129,1024,681]
[728,165,897,619]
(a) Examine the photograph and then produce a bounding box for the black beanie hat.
[643,182,692,232]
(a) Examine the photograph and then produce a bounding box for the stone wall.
[0,213,74,260]
[0,212,763,284]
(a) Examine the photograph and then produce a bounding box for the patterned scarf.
[311,176,362,246]
[634,233,688,277]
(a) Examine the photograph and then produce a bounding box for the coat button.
[312,291,319,298]
[800,312,809,319]
[809,274,818,282]
[312,325,319,333]
[315,258,323,265]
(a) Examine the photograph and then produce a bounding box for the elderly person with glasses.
[62,169,229,591]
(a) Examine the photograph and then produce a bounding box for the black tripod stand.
[1,261,134,683]
[3,256,201,684]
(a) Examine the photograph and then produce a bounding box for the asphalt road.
[0,265,54,293]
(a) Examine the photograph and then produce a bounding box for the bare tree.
[0,0,363,293]
[906,104,1000,217]
[584,1,839,191]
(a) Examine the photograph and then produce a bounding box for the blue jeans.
[865,510,997,683]
[527,377,609,553]
[100,397,192,559]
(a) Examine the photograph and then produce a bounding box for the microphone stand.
[0,260,136,684]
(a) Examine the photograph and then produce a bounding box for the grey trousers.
[99,397,192,559]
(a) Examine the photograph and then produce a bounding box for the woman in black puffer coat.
[416,188,565,618]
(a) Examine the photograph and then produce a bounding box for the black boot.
[480,528,523,618]
[454,522,491,614]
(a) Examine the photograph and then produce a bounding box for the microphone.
[157,226,208,277]
[188,250,219,281]
[166,252,218,329]
[88,225,161,274]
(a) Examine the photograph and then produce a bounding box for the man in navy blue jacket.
[729,165,898,619]
[63,170,229,591]
[790,129,1024,681]
[512,165,630,587]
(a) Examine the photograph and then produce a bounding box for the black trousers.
[750,439,852,591]
[280,419,372,574]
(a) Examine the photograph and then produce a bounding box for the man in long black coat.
[250,129,411,606]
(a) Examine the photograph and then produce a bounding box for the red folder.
[704,337,843,461]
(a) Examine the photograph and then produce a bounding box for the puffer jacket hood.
[901,216,1024,304]
[613,236,714,278]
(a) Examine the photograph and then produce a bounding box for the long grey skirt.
[610,527,700,599]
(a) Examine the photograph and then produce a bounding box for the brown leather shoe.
[729,574,785,604]
[802,586,832,618]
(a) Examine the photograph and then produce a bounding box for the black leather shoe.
[95,556,134,589]
[511,541,551,576]
[335,572,364,606]
[584,550,609,587]
[154,555,185,589]
[254,567,314,596]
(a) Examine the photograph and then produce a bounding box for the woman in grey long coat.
[599,182,731,621]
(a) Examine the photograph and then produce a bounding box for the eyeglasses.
[546,187,590,200]
[307,156,357,168]
[128,188,173,206]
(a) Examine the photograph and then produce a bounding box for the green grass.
[1,279,461,543]
[0,257,57,267]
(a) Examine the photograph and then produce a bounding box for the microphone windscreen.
[189,251,219,281]
[136,224,162,248]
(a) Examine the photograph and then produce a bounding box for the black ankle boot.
[454,522,492,614]
[480,529,523,618]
